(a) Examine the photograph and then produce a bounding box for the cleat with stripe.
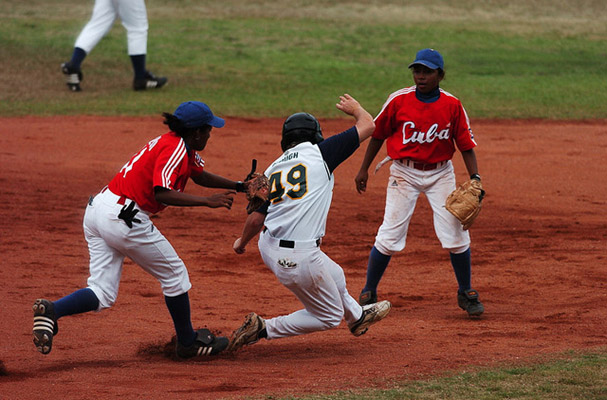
[32,299,58,354]
[61,62,83,92]
[175,328,228,359]
[133,71,167,91]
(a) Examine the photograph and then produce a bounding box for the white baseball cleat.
[349,300,391,336]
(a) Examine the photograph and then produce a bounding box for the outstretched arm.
[335,94,375,142]
[154,187,235,209]
[192,170,242,190]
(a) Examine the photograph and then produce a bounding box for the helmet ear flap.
[281,112,323,151]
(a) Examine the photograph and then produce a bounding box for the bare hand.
[354,170,369,194]
[336,94,361,116]
[233,237,245,254]
[207,191,236,209]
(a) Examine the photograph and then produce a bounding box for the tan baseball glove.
[243,159,270,214]
[445,179,485,230]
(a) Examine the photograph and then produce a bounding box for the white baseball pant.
[374,160,471,256]
[83,188,192,310]
[257,231,363,339]
[74,0,148,55]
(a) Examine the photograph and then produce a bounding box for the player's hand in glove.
[445,176,485,230]
[243,159,270,214]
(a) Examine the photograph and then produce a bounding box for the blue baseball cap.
[173,101,225,128]
[408,48,444,70]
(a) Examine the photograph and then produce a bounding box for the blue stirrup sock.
[164,292,197,346]
[450,248,472,293]
[129,54,147,80]
[362,246,392,294]
[68,47,87,69]
[53,288,99,319]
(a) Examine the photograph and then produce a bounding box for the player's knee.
[446,244,470,254]
[316,308,343,331]
[374,241,399,256]
[89,285,116,310]
[323,315,342,330]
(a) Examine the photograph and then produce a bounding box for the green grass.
[279,350,607,400]
[1,0,607,118]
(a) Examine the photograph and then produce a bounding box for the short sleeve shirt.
[107,132,205,214]
[374,86,477,163]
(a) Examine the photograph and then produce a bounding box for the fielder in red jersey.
[355,49,485,317]
[33,101,251,359]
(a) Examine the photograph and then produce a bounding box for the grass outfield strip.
[1,0,607,118]
[286,350,607,400]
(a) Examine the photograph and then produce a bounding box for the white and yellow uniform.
[258,128,365,338]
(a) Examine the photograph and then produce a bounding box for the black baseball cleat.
[133,71,168,91]
[457,289,485,317]
[358,290,377,306]
[32,299,59,354]
[175,329,229,359]
[61,62,83,92]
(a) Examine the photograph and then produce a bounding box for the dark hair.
[162,112,201,138]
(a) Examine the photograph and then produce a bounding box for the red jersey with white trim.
[373,86,476,163]
[107,132,205,214]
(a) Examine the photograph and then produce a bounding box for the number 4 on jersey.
[268,164,308,203]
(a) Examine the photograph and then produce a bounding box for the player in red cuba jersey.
[355,49,485,317]
[33,101,251,359]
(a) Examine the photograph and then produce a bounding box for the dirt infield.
[1,116,606,399]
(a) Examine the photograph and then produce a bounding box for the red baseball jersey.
[108,132,205,214]
[373,86,476,164]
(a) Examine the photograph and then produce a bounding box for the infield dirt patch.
[1,117,606,399]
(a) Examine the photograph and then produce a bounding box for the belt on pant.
[101,186,128,204]
[397,159,447,171]
[263,227,321,248]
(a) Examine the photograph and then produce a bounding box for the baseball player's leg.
[62,0,117,91]
[117,0,148,56]
[85,227,127,310]
[74,0,118,54]
[117,0,167,90]
[425,166,482,315]
[33,202,105,354]
[259,238,343,338]
[317,253,362,325]
[113,218,226,356]
[361,166,420,304]
[123,222,192,298]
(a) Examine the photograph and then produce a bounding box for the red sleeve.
[452,102,477,152]
[373,98,396,140]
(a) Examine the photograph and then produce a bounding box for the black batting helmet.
[281,112,324,151]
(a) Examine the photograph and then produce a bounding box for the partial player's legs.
[263,250,346,338]
[426,164,484,317]
[32,289,100,354]
[62,0,118,91]
[360,164,421,305]
[166,293,229,358]
[119,209,227,358]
